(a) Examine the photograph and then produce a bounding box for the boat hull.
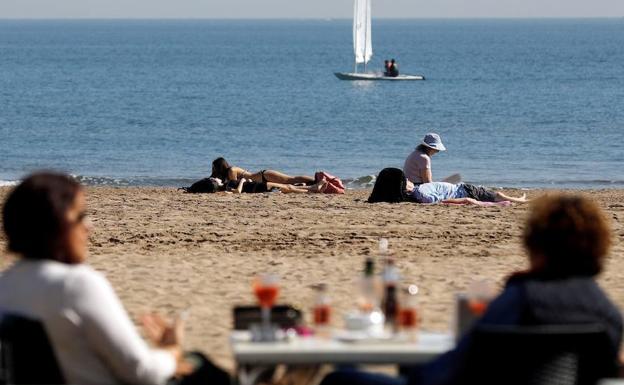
[334,72,425,81]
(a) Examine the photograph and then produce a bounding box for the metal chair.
[0,314,65,385]
[455,324,618,385]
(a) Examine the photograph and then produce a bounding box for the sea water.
[1,19,623,188]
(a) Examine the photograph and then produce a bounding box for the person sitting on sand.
[368,168,527,204]
[323,193,622,385]
[207,177,327,194]
[403,133,445,184]
[211,157,315,185]
[0,172,231,385]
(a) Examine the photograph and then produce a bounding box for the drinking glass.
[467,279,495,316]
[313,283,331,327]
[253,274,280,334]
[399,284,419,340]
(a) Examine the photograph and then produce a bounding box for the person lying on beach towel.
[226,178,327,194]
[183,177,327,194]
[408,180,528,205]
[368,168,527,205]
[210,157,315,185]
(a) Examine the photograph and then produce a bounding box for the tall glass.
[467,279,495,316]
[253,274,280,335]
[399,284,419,340]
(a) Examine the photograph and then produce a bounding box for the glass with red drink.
[467,279,496,316]
[313,283,331,330]
[253,274,280,337]
[399,284,419,340]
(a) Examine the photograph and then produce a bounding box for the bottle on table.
[381,257,400,332]
[358,257,378,312]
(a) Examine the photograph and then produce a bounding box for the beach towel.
[315,171,345,194]
[442,200,512,207]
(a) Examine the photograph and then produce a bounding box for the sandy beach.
[1,187,623,370]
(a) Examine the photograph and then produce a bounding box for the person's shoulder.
[62,264,113,298]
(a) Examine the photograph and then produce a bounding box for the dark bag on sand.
[368,167,409,203]
[180,178,218,193]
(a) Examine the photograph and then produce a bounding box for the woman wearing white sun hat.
[403,133,446,184]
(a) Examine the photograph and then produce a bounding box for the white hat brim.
[421,141,446,151]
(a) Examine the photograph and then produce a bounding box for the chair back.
[455,324,617,385]
[0,314,65,385]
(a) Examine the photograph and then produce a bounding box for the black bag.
[180,178,218,193]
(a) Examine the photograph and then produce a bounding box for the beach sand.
[0,187,623,370]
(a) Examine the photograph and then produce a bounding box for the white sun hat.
[421,133,446,151]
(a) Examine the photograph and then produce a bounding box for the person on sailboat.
[383,60,391,76]
[388,59,399,77]
[210,157,316,185]
[403,133,445,185]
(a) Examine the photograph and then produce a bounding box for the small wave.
[6,174,621,189]
[71,175,198,187]
[0,180,19,187]
[343,175,376,189]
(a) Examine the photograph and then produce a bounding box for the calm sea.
[1,19,623,188]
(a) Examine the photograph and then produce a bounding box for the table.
[232,331,454,365]
[231,331,454,384]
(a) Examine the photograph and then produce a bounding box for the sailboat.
[334,0,425,81]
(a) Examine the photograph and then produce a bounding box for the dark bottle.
[381,258,400,331]
[358,257,377,312]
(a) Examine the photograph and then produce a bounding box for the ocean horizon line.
[1,17,623,21]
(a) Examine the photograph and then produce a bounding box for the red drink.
[254,285,279,308]
[468,299,488,316]
[399,308,419,329]
[313,304,331,325]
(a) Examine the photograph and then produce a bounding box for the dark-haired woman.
[0,172,230,385]
[323,194,622,385]
[367,168,527,205]
[211,157,315,185]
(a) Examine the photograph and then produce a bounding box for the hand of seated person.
[142,313,198,376]
[141,313,184,347]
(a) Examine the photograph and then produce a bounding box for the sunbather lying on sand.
[210,157,315,185]
[204,177,327,194]
[407,180,528,204]
[225,178,326,194]
[368,168,528,204]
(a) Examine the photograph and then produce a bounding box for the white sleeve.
[64,267,176,385]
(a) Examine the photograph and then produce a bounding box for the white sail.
[353,0,372,64]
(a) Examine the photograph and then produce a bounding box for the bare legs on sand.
[267,180,328,194]
[494,192,528,203]
[443,192,528,205]
[251,170,315,185]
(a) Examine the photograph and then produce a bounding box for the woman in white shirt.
[0,172,230,385]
